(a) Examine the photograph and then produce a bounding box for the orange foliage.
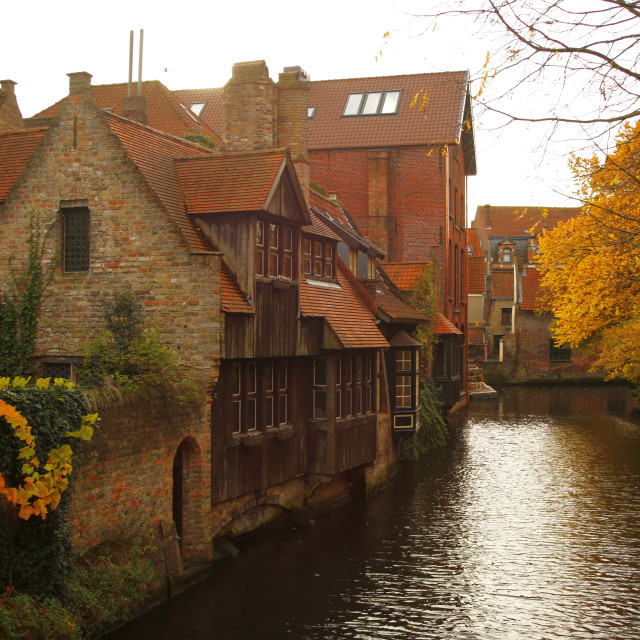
[539,120,640,386]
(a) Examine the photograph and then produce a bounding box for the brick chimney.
[67,72,93,98]
[121,95,148,125]
[223,60,275,151]
[0,80,24,130]
[277,66,310,203]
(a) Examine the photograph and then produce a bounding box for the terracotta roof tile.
[0,127,47,202]
[174,71,472,156]
[476,205,580,238]
[434,312,462,335]
[382,262,430,290]
[175,149,288,214]
[300,258,388,349]
[491,268,516,299]
[307,72,469,150]
[304,210,342,241]
[104,112,213,252]
[221,261,253,314]
[173,88,224,138]
[35,81,222,146]
[388,330,423,347]
[467,227,483,256]
[468,256,485,295]
[376,280,426,323]
[520,267,543,311]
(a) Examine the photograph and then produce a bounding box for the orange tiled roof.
[468,256,485,295]
[300,258,388,349]
[174,87,224,138]
[307,72,470,151]
[467,227,483,257]
[175,148,289,214]
[221,261,253,314]
[491,269,516,299]
[305,209,342,241]
[0,127,47,202]
[383,262,430,290]
[376,281,427,323]
[34,81,222,146]
[104,112,214,252]
[520,267,543,311]
[434,313,462,335]
[476,205,580,238]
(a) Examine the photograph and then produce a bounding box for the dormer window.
[343,90,402,117]
[367,255,376,279]
[256,218,297,280]
[303,236,335,280]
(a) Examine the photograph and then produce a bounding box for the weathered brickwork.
[0,80,24,130]
[71,390,213,568]
[0,75,222,372]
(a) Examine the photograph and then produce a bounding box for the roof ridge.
[102,110,215,154]
[310,70,469,84]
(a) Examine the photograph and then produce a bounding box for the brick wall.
[0,80,24,130]
[71,389,213,567]
[0,75,222,374]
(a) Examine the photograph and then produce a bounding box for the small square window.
[308,106,317,118]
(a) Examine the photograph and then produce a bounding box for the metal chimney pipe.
[138,29,144,97]
[128,30,134,98]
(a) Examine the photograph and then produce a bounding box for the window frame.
[256,217,298,281]
[342,90,402,117]
[62,206,90,273]
[549,340,571,362]
[302,234,336,281]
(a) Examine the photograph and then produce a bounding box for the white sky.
[2,0,582,224]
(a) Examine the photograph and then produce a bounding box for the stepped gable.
[300,257,388,349]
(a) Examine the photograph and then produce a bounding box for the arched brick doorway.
[172,437,209,562]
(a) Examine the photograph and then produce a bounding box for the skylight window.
[190,102,207,117]
[308,106,317,119]
[343,90,402,117]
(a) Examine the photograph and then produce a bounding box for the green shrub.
[81,288,202,408]
[401,379,449,460]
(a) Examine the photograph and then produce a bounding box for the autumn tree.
[410,1,640,143]
[538,118,640,388]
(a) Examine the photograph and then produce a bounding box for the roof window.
[190,102,207,117]
[308,106,317,119]
[343,90,402,117]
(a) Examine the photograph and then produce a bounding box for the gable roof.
[376,281,427,324]
[0,127,48,202]
[221,261,253,314]
[491,269,516,299]
[300,258,388,349]
[475,205,580,238]
[176,148,307,219]
[174,71,477,175]
[307,71,470,149]
[520,267,543,311]
[467,227,483,257]
[382,262,430,291]
[33,80,221,146]
[435,313,463,335]
[103,111,215,252]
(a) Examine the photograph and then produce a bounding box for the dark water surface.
[107,386,640,639]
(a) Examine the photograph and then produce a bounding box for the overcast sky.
[2,0,581,223]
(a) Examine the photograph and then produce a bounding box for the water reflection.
[108,386,640,640]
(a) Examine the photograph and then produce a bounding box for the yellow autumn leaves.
[0,377,98,521]
[539,120,640,386]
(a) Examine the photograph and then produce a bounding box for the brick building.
[176,68,476,411]
[470,205,602,382]
[0,63,425,575]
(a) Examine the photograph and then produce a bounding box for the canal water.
[108,385,640,639]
